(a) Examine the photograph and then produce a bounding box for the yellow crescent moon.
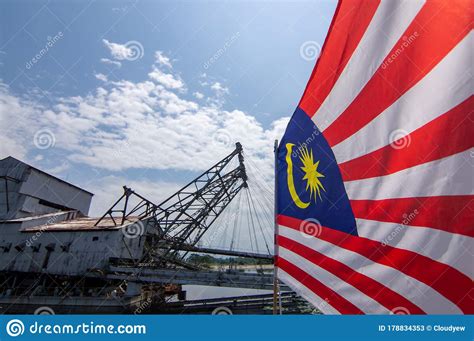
[285,143,309,209]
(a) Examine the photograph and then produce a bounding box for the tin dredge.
[0,144,311,314]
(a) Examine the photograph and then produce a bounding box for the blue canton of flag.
[277,108,357,236]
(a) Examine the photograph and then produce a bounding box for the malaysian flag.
[276,0,473,314]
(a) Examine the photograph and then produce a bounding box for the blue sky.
[0,0,336,218]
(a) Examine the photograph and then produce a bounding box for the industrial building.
[0,147,307,314]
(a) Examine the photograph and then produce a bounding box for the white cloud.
[0,50,289,182]
[102,39,132,60]
[86,175,183,216]
[0,134,26,159]
[193,91,204,99]
[154,51,172,68]
[95,73,108,82]
[46,160,71,175]
[148,67,184,90]
[112,7,128,13]
[0,50,288,252]
[100,58,121,67]
[210,81,229,95]
[0,83,40,159]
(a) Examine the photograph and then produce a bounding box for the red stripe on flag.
[277,256,364,314]
[277,214,474,314]
[278,235,426,314]
[339,96,474,181]
[350,196,474,237]
[298,0,381,117]
[323,1,472,147]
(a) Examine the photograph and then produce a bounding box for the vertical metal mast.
[273,139,279,315]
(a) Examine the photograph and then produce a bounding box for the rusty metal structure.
[0,144,305,314]
[94,142,249,270]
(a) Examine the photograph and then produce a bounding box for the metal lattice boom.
[94,142,248,268]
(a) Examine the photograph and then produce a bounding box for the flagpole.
[273,139,279,315]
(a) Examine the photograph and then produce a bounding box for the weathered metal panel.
[20,168,92,215]
[0,214,146,276]
[0,157,93,219]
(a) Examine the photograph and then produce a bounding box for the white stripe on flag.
[313,0,425,131]
[278,268,340,315]
[279,225,462,314]
[344,149,474,200]
[356,218,474,277]
[279,247,391,314]
[332,32,473,163]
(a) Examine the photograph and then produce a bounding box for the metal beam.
[104,267,287,291]
[94,142,249,269]
[169,244,273,260]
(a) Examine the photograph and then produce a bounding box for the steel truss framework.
[95,142,249,268]
[0,143,308,315]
